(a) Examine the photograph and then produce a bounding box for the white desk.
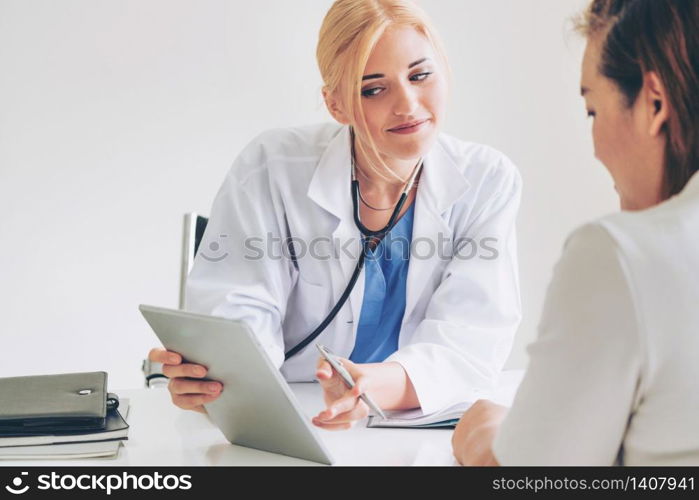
[4,371,523,466]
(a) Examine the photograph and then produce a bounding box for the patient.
[452,0,699,465]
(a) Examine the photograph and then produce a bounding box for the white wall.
[0,0,617,389]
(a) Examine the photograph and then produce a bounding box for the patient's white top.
[494,172,699,465]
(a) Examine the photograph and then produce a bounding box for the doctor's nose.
[392,84,419,117]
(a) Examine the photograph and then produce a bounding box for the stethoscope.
[284,134,423,360]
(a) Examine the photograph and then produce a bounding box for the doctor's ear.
[322,87,351,125]
[642,71,670,137]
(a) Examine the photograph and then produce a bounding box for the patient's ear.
[322,88,351,125]
[643,71,670,137]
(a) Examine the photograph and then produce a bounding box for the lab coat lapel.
[306,130,471,339]
[403,137,470,325]
[307,126,364,340]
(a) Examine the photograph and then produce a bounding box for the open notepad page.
[366,400,474,428]
[0,399,130,460]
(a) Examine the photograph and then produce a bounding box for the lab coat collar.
[306,125,471,218]
[306,126,360,345]
[402,139,471,327]
[421,135,471,214]
[307,125,353,221]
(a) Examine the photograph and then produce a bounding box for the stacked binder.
[0,372,129,459]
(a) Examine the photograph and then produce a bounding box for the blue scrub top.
[349,203,415,364]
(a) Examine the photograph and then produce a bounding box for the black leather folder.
[0,371,115,435]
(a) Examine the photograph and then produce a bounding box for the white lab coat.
[185,123,522,413]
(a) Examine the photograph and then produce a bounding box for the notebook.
[0,400,129,447]
[0,440,124,460]
[366,401,474,428]
[0,372,109,434]
[0,399,130,460]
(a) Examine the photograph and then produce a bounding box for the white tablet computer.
[139,304,334,465]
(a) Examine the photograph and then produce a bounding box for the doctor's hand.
[148,348,223,414]
[452,399,508,466]
[312,357,370,431]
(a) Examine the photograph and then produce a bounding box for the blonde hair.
[316,0,449,182]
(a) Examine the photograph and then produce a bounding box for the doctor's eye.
[410,72,432,82]
[361,86,385,98]
[586,110,596,118]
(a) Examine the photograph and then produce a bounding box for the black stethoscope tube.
[283,185,406,360]
[283,159,422,361]
[352,181,409,237]
[283,243,367,361]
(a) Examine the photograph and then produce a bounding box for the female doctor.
[148,0,522,429]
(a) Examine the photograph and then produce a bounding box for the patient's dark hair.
[576,0,699,198]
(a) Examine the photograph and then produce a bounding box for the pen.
[316,344,387,420]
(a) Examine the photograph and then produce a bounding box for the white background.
[0,0,617,389]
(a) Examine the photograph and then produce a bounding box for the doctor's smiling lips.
[200,234,229,262]
[387,118,430,135]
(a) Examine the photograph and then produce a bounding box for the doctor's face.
[353,26,448,162]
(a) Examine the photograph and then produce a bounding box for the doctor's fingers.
[451,418,471,465]
[313,403,368,430]
[318,398,369,424]
[315,358,332,380]
[326,374,368,411]
[168,377,223,396]
[161,362,208,379]
[312,420,352,431]
[148,348,182,365]
[171,393,220,413]
[324,388,362,418]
